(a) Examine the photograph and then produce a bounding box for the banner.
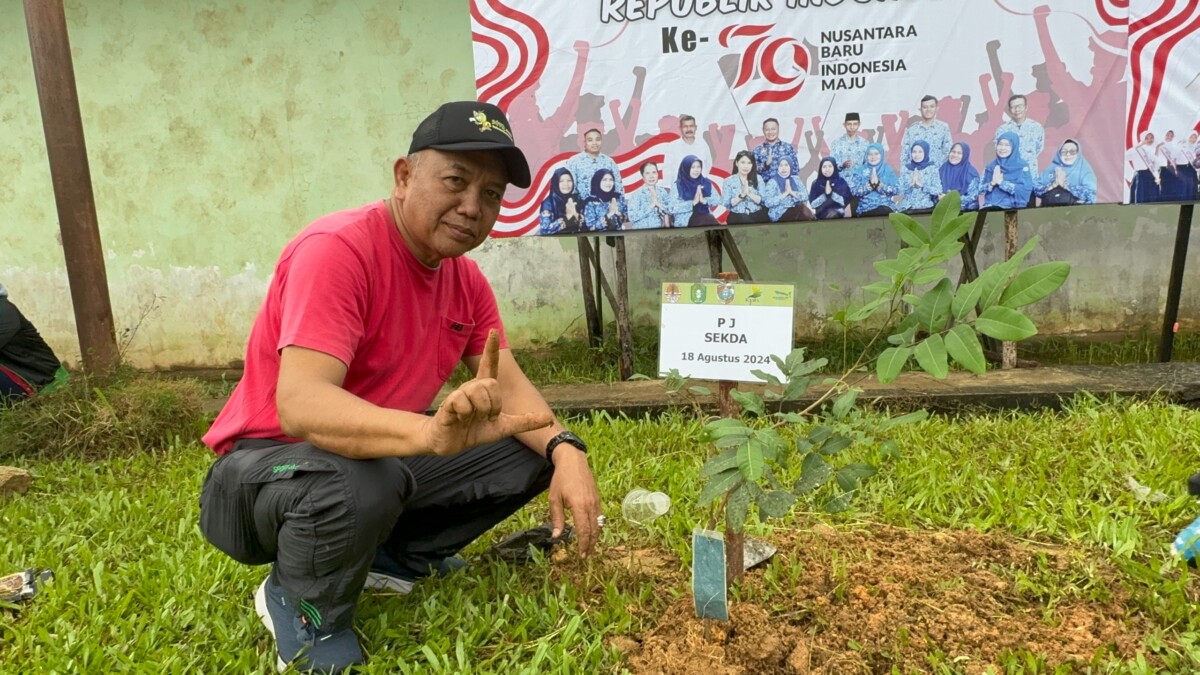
[470,0,1134,236]
[1124,0,1200,205]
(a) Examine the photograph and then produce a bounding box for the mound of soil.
[590,525,1161,674]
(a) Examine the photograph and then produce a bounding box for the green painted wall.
[3,1,1197,369]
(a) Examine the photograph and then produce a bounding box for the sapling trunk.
[717,356,745,584]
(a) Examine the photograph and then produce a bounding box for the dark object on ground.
[485,525,575,563]
[0,568,53,603]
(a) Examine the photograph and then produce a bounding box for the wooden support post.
[577,238,602,347]
[719,231,753,281]
[706,230,723,277]
[593,238,604,337]
[959,210,1001,356]
[24,0,119,374]
[1001,210,1019,369]
[1160,204,1194,362]
[614,237,634,379]
[714,270,745,584]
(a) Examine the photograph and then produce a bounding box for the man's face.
[680,119,697,142]
[392,149,507,266]
[1190,132,1199,145]
[844,120,860,136]
[763,121,779,142]
[1008,97,1027,123]
[584,131,602,155]
[920,99,937,122]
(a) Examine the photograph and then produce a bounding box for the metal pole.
[1159,204,1194,362]
[24,0,118,374]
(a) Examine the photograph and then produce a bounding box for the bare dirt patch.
[575,525,1162,674]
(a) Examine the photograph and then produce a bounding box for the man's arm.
[463,347,602,556]
[277,332,551,461]
[0,301,21,350]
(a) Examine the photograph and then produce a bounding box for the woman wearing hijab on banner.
[583,169,627,231]
[979,132,1033,210]
[939,142,981,211]
[538,167,583,235]
[1126,131,1161,204]
[852,144,899,218]
[1156,131,1187,202]
[897,140,943,213]
[672,155,718,227]
[1035,139,1097,206]
[626,161,674,230]
[765,157,814,222]
[809,157,853,219]
[1179,133,1199,202]
[721,150,775,225]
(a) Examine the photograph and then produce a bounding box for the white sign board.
[659,281,795,383]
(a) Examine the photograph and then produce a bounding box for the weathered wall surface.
[3,1,1197,369]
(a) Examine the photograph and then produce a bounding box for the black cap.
[845,112,861,123]
[407,101,531,188]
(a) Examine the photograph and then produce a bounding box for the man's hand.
[425,330,552,456]
[547,447,602,558]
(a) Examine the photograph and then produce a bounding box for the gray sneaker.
[363,547,467,594]
[254,573,364,673]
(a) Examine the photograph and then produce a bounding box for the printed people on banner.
[582,169,627,232]
[626,161,674,230]
[901,95,953,167]
[662,115,713,186]
[994,95,1045,204]
[1157,131,1191,203]
[1126,132,1161,204]
[752,118,798,183]
[565,128,623,201]
[897,140,943,213]
[765,157,814,223]
[939,142,982,211]
[1183,133,1200,202]
[830,112,868,172]
[673,155,719,227]
[1035,139,1097,206]
[809,157,853,219]
[722,150,774,225]
[852,144,900,218]
[538,168,584,235]
[980,132,1034,210]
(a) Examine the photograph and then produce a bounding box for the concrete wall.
[4,0,1197,369]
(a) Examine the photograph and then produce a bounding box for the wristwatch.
[545,430,588,465]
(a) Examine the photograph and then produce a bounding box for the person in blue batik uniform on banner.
[852,144,900,218]
[671,155,719,227]
[901,96,952,167]
[979,132,1033,210]
[809,157,854,219]
[994,94,1044,206]
[566,128,623,201]
[939,142,982,211]
[1035,139,1097,206]
[538,168,583,235]
[722,150,775,225]
[830,112,868,172]
[897,140,943,213]
[765,157,814,222]
[626,161,674,230]
[582,169,627,231]
[752,118,798,183]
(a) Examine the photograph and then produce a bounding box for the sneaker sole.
[254,579,288,673]
[363,571,414,594]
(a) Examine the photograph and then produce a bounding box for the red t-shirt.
[202,201,507,454]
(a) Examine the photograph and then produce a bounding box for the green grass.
[4,395,1200,672]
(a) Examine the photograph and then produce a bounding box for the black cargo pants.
[199,437,554,633]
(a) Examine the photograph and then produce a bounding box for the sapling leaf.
[977,262,1015,311]
[873,257,907,278]
[890,212,930,246]
[832,388,859,420]
[752,369,781,386]
[914,278,953,332]
[913,267,947,286]
[776,412,808,425]
[737,440,766,481]
[999,262,1070,308]
[785,356,828,379]
[727,482,753,533]
[699,469,742,506]
[731,389,766,417]
[782,377,812,401]
[762,465,785,490]
[758,490,797,519]
[808,425,834,444]
[628,373,652,381]
[818,434,853,456]
[876,346,912,384]
[823,491,854,513]
[952,279,983,321]
[913,334,949,379]
[836,463,878,491]
[754,428,784,461]
[848,297,889,322]
[713,432,751,449]
[928,238,964,264]
[700,448,740,477]
[795,452,833,494]
[933,211,976,248]
[689,385,713,397]
[879,438,901,458]
[945,324,986,374]
[862,280,894,297]
[975,306,1038,341]
[887,323,919,347]
[930,190,962,239]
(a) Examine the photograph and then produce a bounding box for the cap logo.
[470,110,513,141]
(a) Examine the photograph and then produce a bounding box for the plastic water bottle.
[1171,473,1200,565]
[622,488,671,524]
